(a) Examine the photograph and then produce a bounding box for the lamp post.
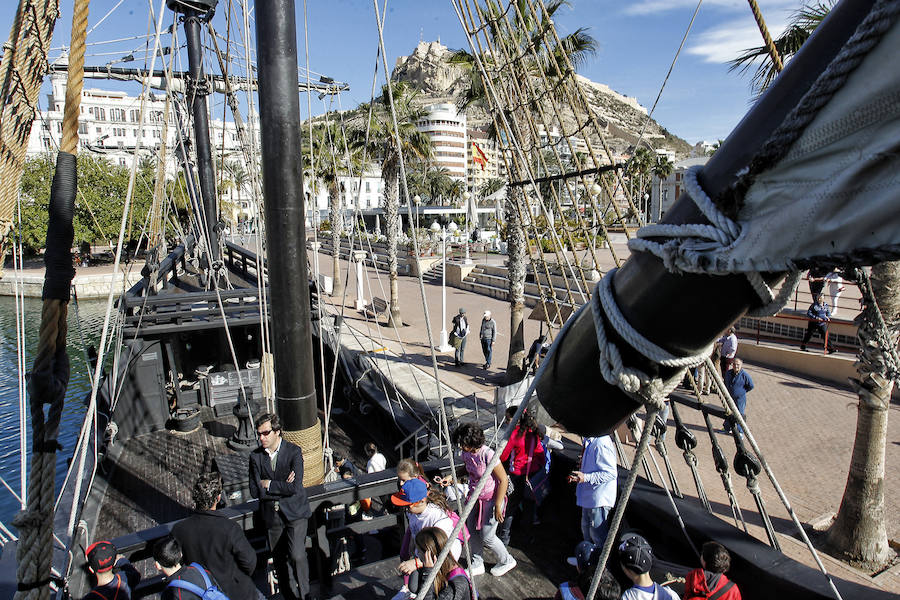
[431,221,453,352]
[462,190,473,264]
[413,194,421,231]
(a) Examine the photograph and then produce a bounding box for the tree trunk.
[383,160,403,326]
[329,185,344,298]
[824,261,899,569]
[504,184,527,384]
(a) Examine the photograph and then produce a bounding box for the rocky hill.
[392,41,692,159]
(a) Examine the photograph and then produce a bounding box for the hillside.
[391,41,692,158]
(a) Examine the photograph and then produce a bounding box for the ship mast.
[167,0,220,278]
[254,0,324,484]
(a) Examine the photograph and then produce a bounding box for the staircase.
[422,261,443,285]
[459,263,594,308]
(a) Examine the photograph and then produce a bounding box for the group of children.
[80,417,742,600]
[390,416,743,600]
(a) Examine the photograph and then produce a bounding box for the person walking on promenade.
[801,294,835,353]
[451,422,517,577]
[723,358,754,435]
[716,327,738,378]
[479,310,497,369]
[82,540,140,600]
[824,269,845,316]
[566,435,617,566]
[172,472,260,599]
[683,541,742,600]
[249,413,312,600]
[497,409,545,545]
[451,308,470,367]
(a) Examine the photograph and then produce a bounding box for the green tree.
[729,1,833,96]
[17,154,154,254]
[651,155,674,221]
[730,0,893,570]
[450,0,596,383]
[356,81,431,326]
[478,177,505,198]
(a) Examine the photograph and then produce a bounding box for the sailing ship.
[0,0,898,599]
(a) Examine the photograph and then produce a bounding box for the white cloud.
[686,15,790,64]
[621,0,796,18]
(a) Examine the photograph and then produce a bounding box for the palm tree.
[729,1,834,96]
[731,1,894,570]
[302,122,359,299]
[450,0,596,383]
[357,81,431,326]
[652,156,674,221]
[478,177,505,199]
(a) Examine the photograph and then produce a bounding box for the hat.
[391,478,428,506]
[575,541,598,572]
[618,533,653,574]
[458,307,466,314]
[86,541,117,573]
[483,310,491,318]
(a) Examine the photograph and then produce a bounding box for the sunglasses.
[257,429,274,437]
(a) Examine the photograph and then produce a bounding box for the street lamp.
[413,194,421,231]
[431,221,453,352]
[462,191,473,265]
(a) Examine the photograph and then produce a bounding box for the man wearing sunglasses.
[249,412,312,600]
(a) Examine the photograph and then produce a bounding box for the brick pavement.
[313,248,899,593]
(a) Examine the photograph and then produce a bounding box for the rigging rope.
[0,0,61,262]
[746,0,784,74]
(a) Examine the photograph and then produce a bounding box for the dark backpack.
[167,563,230,600]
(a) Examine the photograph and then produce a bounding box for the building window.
[129,109,141,122]
[96,127,103,135]
[119,158,126,166]
[153,130,161,139]
[150,111,164,123]
[91,107,106,121]
[78,123,88,135]
[110,108,126,122]
[365,182,370,193]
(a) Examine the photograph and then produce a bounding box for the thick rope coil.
[629,166,801,317]
[590,271,708,411]
[282,420,325,486]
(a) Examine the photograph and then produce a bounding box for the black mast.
[536,0,879,436]
[167,0,220,271]
[254,0,323,484]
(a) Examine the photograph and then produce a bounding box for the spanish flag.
[472,141,488,170]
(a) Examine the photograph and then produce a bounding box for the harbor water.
[0,295,106,534]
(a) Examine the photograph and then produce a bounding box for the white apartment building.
[416,103,467,181]
[27,65,258,222]
[306,171,384,220]
[649,156,708,222]
[467,128,503,193]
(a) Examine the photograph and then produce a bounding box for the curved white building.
[417,103,467,181]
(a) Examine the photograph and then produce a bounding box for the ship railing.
[96,460,455,599]
[736,312,859,355]
[223,240,267,284]
[125,234,196,298]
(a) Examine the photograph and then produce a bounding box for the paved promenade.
[313,247,899,595]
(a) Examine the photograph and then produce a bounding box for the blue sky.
[2,0,804,144]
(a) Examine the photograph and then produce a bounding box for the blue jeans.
[481,338,493,366]
[581,506,611,547]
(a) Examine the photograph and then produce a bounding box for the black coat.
[171,509,257,600]
[249,438,312,526]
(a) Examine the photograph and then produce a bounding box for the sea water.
[0,295,106,534]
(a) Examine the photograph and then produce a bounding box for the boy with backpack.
[683,542,742,600]
[153,535,230,600]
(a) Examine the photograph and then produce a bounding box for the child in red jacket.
[683,542,742,600]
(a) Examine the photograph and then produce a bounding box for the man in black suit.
[249,412,311,600]
[172,472,261,599]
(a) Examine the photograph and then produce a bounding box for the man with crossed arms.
[249,412,312,600]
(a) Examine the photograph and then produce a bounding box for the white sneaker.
[391,586,415,600]
[566,556,578,567]
[469,562,486,576]
[490,557,517,577]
